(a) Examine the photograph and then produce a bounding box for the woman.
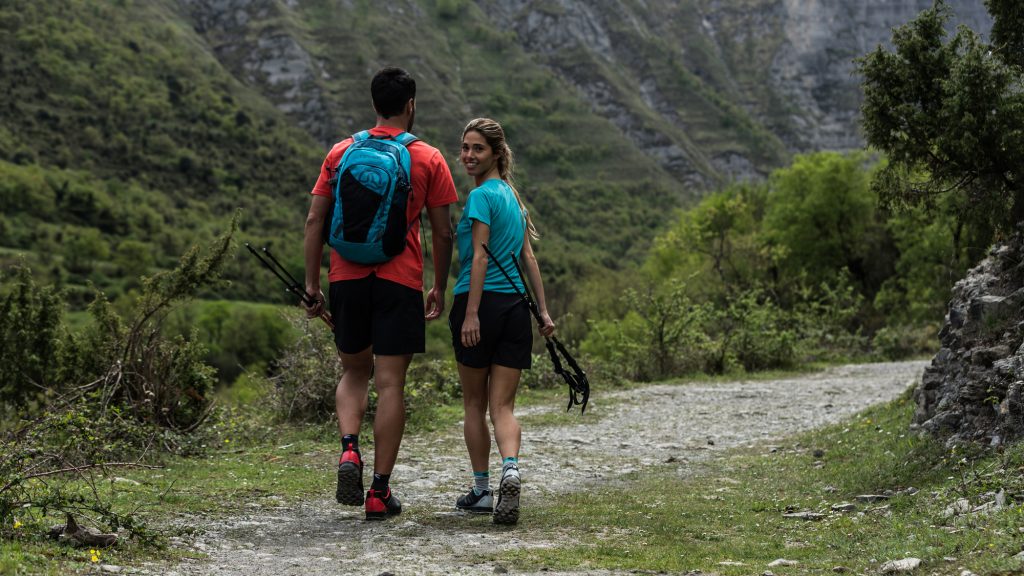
[449,118,555,525]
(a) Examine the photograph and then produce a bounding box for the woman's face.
[460,130,497,179]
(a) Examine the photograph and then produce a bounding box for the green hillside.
[1,0,703,311]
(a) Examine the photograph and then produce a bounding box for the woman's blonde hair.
[463,117,538,239]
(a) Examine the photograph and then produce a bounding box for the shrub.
[0,263,66,416]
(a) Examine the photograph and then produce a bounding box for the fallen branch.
[1,462,163,494]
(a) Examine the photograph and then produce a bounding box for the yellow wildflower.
[13,519,22,529]
[90,549,101,563]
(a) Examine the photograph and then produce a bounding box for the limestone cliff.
[177,0,992,187]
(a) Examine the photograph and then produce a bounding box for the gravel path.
[160,361,925,576]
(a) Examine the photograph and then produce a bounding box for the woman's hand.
[461,312,481,348]
[539,311,555,337]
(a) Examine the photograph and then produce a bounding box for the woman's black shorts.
[449,292,532,369]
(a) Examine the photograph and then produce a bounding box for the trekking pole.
[245,243,334,331]
[480,243,590,413]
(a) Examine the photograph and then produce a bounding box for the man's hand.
[303,288,326,319]
[424,287,445,320]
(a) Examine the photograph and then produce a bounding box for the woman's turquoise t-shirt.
[453,179,527,295]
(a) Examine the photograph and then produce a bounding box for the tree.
[857,0,1024,246]
[859,1,1024,443]
[763,152,895,304]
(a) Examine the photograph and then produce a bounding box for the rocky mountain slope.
[0,0,993,304]
[179,0,992,186]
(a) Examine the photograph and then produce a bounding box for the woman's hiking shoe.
[456,488,494,514]
[493,464,521,525]
[336,445,364,506]
[365,488,402,520]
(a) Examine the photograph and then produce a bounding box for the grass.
[6,368,1024,575]
[504,392,1024,575]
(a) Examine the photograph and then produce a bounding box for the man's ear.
[407,98,416,114]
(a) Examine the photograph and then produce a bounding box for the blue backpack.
[327,131,418,264]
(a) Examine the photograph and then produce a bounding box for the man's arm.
[303,194,332,317]
[424,203,453,320]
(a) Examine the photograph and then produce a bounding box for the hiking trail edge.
[157,361,925,576]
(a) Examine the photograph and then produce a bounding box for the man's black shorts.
[329,275,424,355]
[449,292,532,370]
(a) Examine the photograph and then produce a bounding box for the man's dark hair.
[371,67,416,118]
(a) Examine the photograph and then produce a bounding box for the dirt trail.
[159,361,925,576]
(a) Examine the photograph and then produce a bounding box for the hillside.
[0,0,991,308]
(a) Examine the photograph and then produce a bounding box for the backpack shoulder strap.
[392,132,419,147]
[352,130,371,143]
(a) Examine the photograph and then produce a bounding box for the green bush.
[872,323,939,360]
[0,263,67,416]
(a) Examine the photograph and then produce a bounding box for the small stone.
[707,438,715,446]
[718,561,744,566]
[831,503,856,512]
[960,570,977,576]
[782,512,825,521]
[100,566,123,574]
[763,572,775,576]
[768,558,798,567]
[880,558,921,573]
[832,567,848,573]
[377,572,396,576]
[823,485,838,493]
[1014,550,1024,560]
[855,494,890,503]
[813,449,825,458]
[494,565,509,574]
[942,498,971,517]
[665,456,678,463]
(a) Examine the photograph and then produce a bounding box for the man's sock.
[341,434,360,456]
[473,471,489,495]
[502,456,518,470]
[370,472,390,492]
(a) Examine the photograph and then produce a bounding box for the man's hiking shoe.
[365,488,402,520]
[456,488,494,514]
[494,464,521,525]
[335,445,363,506]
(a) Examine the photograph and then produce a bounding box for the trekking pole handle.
[245,243,335,331]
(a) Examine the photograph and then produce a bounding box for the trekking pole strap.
[480,243,590,413]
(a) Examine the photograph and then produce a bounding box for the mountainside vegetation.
[2,1,1021,570]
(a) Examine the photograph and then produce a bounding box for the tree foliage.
[857,0,1024,238]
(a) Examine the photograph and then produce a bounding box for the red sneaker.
[365,488,402,520]
[335,443,363,506]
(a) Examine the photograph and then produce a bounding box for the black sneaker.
[336,444,364,506]
[494,464,521,525]
[365,488,402,520]
[456,488,494,514]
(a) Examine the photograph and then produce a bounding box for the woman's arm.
[461,220,491,347]
[520,235,555,336]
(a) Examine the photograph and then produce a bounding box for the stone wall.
[913,232,1024,445]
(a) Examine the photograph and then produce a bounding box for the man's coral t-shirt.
[311,126,458,291]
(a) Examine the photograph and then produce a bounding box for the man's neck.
[376,117,409,131]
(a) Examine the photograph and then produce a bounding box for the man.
[303,66,457,520]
